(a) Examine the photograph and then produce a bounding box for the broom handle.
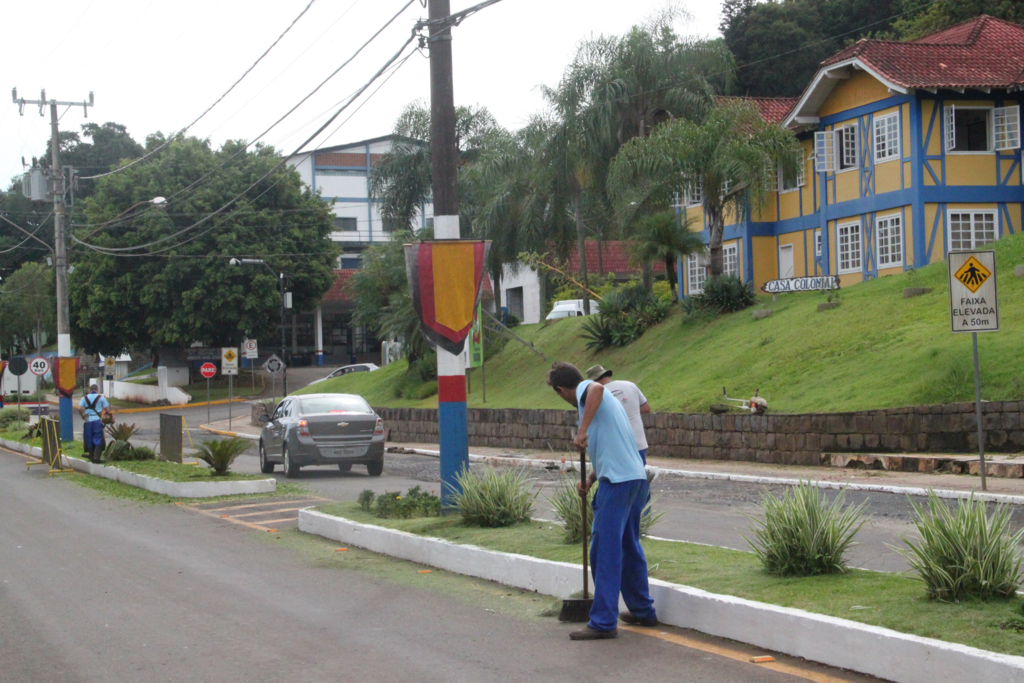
[580,448,589,601]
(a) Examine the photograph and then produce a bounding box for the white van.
[545,299,601,321]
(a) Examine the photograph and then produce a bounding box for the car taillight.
[298,420,310,437]
[374,418,384,436]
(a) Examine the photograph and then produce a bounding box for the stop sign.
[200,362,217,379]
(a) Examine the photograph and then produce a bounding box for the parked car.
[545,299,601,321]
[258,393,385,478]
[306,363,379,387]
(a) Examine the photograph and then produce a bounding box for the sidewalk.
[199,418,261,440]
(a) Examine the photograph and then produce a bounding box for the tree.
[629,211,705,301]
[0,262,55,355]
[608,102,802,277]
[69,136,337,355]
[891,0,1024,39]
[60,122,145,200]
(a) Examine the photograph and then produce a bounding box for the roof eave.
[783,58,909,128]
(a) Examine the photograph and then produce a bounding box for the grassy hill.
[301,232,1024,414]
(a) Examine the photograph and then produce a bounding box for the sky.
[1,0,724,186]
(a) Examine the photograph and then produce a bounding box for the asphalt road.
[0,447,881,683]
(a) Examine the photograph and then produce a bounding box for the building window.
[333,216,358,231]
[723,243,739,278]
[687,253,706,294]
[946,107,992,152]
[994,105,1021,151]
[837,222,862,274]
[684,180,702,208]
[873,112,900,163]
[778,159,805,192]
[317,168,366,176]
[837,125,858,170]
[876,214,903,268]
[949,211,997,251]
[814,229,822,257]
[339,257,361,269]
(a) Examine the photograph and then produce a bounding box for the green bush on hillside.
[581,284,670,351]
[683,275,757,316]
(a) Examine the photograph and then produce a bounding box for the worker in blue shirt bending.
[547,361,658,640]
[77,384,109,463]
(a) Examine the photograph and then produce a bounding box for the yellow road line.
[251,517,299,525]
[620,625,858,683]
[201,498,327,512]
[115,397,253,414]
[226,506,308,519]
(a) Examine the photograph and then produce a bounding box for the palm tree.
[630,210,704,301]
[608,101,803,277]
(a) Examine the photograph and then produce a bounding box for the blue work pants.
[588,478,656,632]
[83,420,104,452]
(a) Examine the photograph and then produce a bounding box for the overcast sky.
[1,0,724,185]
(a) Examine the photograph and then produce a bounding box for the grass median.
[316,501,1024,658]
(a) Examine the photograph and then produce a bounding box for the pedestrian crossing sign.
[953,256,991,294]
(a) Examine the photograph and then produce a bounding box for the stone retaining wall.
[377,402,1024,466]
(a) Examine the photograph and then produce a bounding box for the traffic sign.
[29,357,49,376]
[200,362,217,379]
[262,354,285,375]
[8,357,28,376]
[243,339,258,359]
[949,251,998,333]
[221,347,239,376]
[104,356,115,368]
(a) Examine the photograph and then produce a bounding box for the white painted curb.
[299,508,1024,683]
[2,436,274,498]
[399,447,1024,505]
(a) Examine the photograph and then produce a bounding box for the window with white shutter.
[837,222,862,274]
[837,125,858,170]
[873,112,900,163]
[814,229,822,257]
[947,106,992,152]
[814,132,834,172]
[876,214,903,268]
[723,244,739,277]
[945,105,956,152]
[687,253,707,294]
[949,211,997,251]
[684,180,702,208]
[778,159,806,192]
[994,105,1021,151]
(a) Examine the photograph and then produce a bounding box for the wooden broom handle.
[580,448,589,600]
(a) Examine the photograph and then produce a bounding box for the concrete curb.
[0,437,43,459]
[198,425,260,441]
[396,447,1024,505]
[299,508,1024,683]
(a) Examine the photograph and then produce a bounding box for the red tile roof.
[822,15,1024,89]
[323,269,357,303]
[718,96,799,124]
[566,241,665,275]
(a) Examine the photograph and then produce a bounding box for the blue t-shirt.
[576,380,645,483]
[79,393,109,423]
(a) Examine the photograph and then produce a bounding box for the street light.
[229,258,291,396]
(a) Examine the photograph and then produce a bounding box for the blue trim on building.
[819,95,914,127]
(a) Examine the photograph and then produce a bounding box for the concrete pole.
[429,0,468,507]
[315,306,324,367]
[50,103,73,442]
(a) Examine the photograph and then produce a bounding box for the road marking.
[620,625,861,683]
[222,506,309,519]
[201,498,326,512]
[182,496,330,532]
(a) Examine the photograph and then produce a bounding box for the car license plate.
[327,447,362,458]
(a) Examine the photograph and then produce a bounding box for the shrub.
[684,275,756,316]
[0,407,30,429]
[744,482,866,577]
[106,422,140,444]
[580,284,670,351]
[548,476,664,543]
[367,486,441,519]
[194,437,251,476]
[393,352,439,400]
[131,445,156,461]
[103,440,134,461]
[897,493,1024,601]
[449,466,537,527]
[358,489,376,512]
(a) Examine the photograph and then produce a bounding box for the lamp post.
[229,258,290,396]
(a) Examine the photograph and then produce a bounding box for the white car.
[306,363,380,387]
[545,299,601,320]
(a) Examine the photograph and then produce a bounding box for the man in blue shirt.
[77,384,109,463]
[547,362,657,640]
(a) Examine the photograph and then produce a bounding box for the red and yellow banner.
[405,240,490,356]
[52,357,79,399]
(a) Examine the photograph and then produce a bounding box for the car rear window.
[299,397,372,415]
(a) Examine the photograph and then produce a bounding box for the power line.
[81,0,319,181]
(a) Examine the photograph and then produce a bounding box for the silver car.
[257,393,385,478]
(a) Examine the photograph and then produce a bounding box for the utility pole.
[426,0,468,508]
[13,89,93,442]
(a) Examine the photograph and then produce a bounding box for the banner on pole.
[404,240,490,356]
[51,357,79,399]
[467,303,483,368]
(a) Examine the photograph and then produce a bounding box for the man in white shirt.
[586,365,655,471]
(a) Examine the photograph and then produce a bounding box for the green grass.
[68,474,307,505]
[316,502,1024,657]
[302,231,1024,413]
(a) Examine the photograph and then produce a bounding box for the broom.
[558,448,593,622]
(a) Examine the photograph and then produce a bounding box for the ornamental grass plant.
[897,492,1024,602]
[744,481,866,577]
[194,437,251,476]
[449,466,537,528]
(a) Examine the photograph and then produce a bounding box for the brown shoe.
[569,626,618,640]
[619,611,658,627]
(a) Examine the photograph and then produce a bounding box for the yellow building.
[679,15,1024,295]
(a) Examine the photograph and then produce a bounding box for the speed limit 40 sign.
[29,357,49,376]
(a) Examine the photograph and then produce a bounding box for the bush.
[580,284,670,351]
[368,486,441,519]
[103,440,134,461]
[897,493,1024,601]
[547,475,664,543]
[449,466,537,527]
[358,489,375,513]
[131,445,156,461]
[392,352,439,400]
[683,275,757,316]
[0,407,30,429]
[194,437,251,476]
[105,422,140,444]
[744,482,866,577]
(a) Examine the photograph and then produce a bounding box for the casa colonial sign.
[761,276,841,294]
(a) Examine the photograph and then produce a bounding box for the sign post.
[104,355,115,398]
[262,354,284,411]
[948,250,999,491]
[200,362,217,425]
[222,348,239,430]
[244,339,258,391]
[8,357,27,430]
